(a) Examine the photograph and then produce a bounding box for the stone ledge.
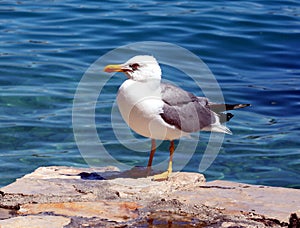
[0,166,299,227]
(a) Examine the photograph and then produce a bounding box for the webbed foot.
[152,169,172,181]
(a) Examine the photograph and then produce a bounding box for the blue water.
[0,0,300,188]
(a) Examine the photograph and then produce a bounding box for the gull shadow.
[79,166,161,180]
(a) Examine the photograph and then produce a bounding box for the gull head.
[104,55,162,82]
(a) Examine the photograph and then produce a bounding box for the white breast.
[116,79,187,140]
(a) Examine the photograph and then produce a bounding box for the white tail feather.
[202,124,232,135]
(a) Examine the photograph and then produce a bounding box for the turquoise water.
[0,1,299,188]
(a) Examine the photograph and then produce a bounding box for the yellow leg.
[152,141,175,181]
[146,139,156,176]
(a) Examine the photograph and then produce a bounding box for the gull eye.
[129,63,140,71]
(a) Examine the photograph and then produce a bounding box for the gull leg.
[152,140,175,181]
[147,139,156,176]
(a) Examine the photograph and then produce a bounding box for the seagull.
[104,55,249,181]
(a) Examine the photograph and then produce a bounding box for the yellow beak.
[103,64,123,73]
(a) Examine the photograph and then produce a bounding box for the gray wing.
[160,83,216,133]
[160,83,208,106]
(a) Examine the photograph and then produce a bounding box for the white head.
[104,55,162,82]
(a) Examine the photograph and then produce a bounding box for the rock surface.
[0,166,299,227]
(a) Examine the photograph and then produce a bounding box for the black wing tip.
[209,103,251,112]
[219,113,234,123]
